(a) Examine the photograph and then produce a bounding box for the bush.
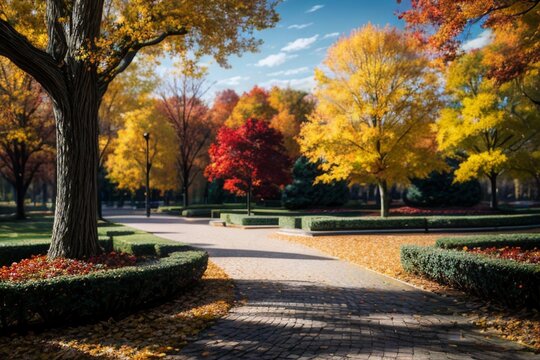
[0,250,208,329]
[279,217,302,229]
[299,214,540,232]
[403,158,482,207]
[182,209,212,217]
[282,157,349,210]
[302,216,427,231]
[435,233,540,250]
[225,214,279,226]
[401,245,540,308]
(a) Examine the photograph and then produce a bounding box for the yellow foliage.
[106,101,178,192]
[300,24,444,187]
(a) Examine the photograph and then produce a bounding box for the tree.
[106,102,178,194]
[403,158,482,208]
[225,86,276,128]
[205,119,290,215]
[210,89,240,126]
[268,87,315,158]
[399,0,540,83]
[282,157,349,210]
[300,24,444,217]
[158,68,215,207]
[0,0,279,258]
[0,60,55,219]
[437,51,540,209]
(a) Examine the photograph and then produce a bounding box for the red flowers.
[0,252,137,282]
[464,246,540,264]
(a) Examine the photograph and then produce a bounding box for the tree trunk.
[97,166,103,220]
[183,184,189,208]
[48,83,101,258]
[378,180,389,218]
[42,182,48,207]
[247,182,252,216]
[14,176,26,220]
[488,173,498,209]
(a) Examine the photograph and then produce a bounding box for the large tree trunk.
[488,173,498,210]
[378,180,390,218]
[48,79,101,258]
[14,175,26,220]
[183,184,189,208]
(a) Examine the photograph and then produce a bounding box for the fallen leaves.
[0,261,235,359]
[275,232,540,351]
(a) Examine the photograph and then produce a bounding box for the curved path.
[107,213,535,360]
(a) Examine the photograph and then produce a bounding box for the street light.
[143,132,151,218]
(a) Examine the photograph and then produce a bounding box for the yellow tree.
[300,24,443,217]
[106,101,177,194]
[225,86,276,128]
[0,0,279,258]
[268,87,315,158]
[437,51,540,209]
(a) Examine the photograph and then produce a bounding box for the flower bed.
[388,206,498,216]
[464,246,540,264]
[0,252,137,282]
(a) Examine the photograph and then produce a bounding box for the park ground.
[1,212,539,359]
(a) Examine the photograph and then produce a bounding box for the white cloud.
[281,35,319,52]
[267,66,310,77]
[261,76,316,91]
[323,32,339,39]
[255,52,297,67]
[217,76,249,86]
[462,30,493,51]
[288,23,313,29]
[314,46,328,53]
[306,4,324,13]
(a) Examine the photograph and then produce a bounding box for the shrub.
[435,233,540,250]
[426,214,540,228]
[182,209,212,217]
[0,250,208,329]
[282,157,349,210]
[403,158,482,207]
[279,217,302,229]
[225,214,279,226]
[302,216,427,231]
[401,245,540,308]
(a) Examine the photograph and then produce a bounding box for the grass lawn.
[275,231,540,351]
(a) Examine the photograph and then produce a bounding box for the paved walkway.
[107,213,535,360]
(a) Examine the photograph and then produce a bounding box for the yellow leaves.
[454,150,508,182]
[300,24,443,187]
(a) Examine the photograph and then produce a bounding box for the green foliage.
[182,209,212,217]
[278,217,302,229]
[224,214,279,226]
[400,245,540,308]
[0,251,208,329]
[435,233,540,250]
[282,157,349,210]
[300,214,540,231]
[404,159,482,207]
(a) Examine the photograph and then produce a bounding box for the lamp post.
[143,132,151,218]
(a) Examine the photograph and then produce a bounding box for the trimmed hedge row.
[279,216,302,229]
[435,233,540,250]
[221,213,280,226]
[401,245,539,308]
[301,214,540,231]
[182,209,212,217]
[0,250,208,328]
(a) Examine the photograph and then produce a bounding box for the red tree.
[205,118,291,214]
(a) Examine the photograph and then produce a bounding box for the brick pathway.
[108,213,536,359]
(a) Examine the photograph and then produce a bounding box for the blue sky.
[157,0,489,101]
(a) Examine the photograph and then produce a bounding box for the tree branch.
[0,19,67,104]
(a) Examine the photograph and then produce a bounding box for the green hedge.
[182,209,212,217]
[0,250,208,329]
[401,245,540,308]
[300,214,540,232]
[435,233,540,250]
[279,217,302,229]
[224,214,280,226]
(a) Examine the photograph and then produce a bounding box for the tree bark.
[247,181,252,216]
[488,173,498,209]
[15,175,26,220]
[47,80,101,258]
[378,180,390,218]
[183,183,189,208]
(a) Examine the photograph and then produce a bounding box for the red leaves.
[0,252,137,282]
[205,118,291,198]
[464,246,540,264]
